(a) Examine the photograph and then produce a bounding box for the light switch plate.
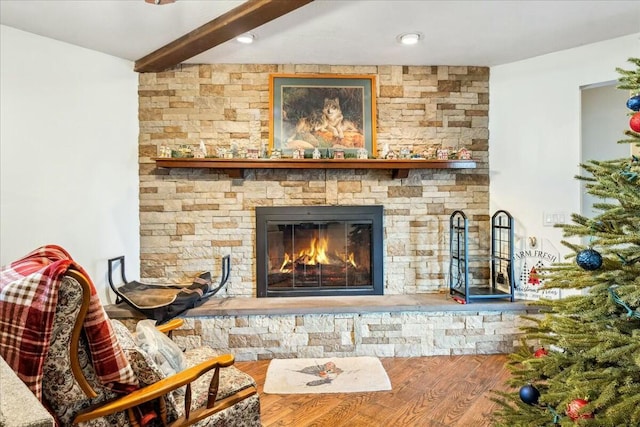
[543,212,566,227]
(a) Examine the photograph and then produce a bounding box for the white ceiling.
[1,0,639,69]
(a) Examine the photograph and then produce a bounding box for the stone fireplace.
[137,64,491,298]
[255,205,383,297]
[109,63,528,362]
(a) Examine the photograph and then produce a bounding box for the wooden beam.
[135,0,314,73]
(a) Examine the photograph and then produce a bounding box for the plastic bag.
[135,319,187,377]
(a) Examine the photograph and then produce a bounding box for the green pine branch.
[493,57,640,427]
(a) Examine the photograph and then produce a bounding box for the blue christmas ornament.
[627,95,640,112]
[576,248,602,271]
[519,384,540,405]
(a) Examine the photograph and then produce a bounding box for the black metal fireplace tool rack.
[108,254,230,324]
[449,210,515,304]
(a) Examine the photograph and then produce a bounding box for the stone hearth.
[106,295,534,361]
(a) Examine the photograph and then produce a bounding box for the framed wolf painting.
[269,74,377,157]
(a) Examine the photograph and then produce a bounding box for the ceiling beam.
[134,0,314,73]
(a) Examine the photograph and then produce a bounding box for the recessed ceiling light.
[397,32,422,45]
[144,0,176,5]
[236,33,255,44]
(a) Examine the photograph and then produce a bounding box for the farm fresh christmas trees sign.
[513,241,561,300]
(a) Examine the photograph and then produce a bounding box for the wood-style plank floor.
[235,354,513,427]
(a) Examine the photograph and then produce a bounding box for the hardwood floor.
[235,354,513,427]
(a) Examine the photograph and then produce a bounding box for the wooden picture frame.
[269,74,377,157]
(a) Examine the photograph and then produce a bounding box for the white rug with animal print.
[263,356,392,394]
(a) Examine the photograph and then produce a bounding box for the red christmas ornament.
[534,347,548,358]
[566,398,594,421]
[630,112,640,132]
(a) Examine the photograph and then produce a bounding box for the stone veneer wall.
[138,64,490,297]
[160,309,530,361]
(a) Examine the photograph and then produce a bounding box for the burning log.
[293,252,345,266]
[269,232,371,289]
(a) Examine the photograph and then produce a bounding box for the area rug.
[263,356,392,394]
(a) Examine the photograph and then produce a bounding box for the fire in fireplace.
[256,206,383,297]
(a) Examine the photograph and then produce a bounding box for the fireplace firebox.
[256,206,383,297]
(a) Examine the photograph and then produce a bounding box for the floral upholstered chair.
[0,246,260,427]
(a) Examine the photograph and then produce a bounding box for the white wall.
[0,25,140,303]
[489,34,640,256]
[581,83,630,219]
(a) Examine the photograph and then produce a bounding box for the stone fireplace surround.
[138,63,491,297]
[121,63,529,360]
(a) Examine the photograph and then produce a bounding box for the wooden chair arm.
[65,269,98,399]
[155,318,184,334]
[72,354,235,424]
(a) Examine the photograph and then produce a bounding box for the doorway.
[580,82,629,219]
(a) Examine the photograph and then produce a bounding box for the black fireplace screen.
[256,206,383,297]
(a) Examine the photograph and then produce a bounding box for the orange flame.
[280,253,291,271]
[279,236,357,271]
[347,253,357,267]
[299,237,329,265]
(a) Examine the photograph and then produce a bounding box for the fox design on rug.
[295,361,344,386]
[264,356,391,394]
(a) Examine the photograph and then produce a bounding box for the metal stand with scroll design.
[449,210,515,303]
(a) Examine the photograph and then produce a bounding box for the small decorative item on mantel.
[230,143,239,158]
[436,148,449,160]
[400,147,411,159]
[357,147,368,160]
[246,148,259,159]
[457,147,472,160]
[199,140,208,157]
[270,149,282,159]
[292,148,305,159]
[194,140,207,159]
[312,147,321,159]
[333,149,345,159]
[386,150,398,160]
[424,145,438,159]
[158,145,172,158]
[379,143,390,159]
[174,145,194,158]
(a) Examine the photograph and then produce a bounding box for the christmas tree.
[493,58,640,426]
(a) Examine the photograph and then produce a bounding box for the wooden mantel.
[154,158,477,179]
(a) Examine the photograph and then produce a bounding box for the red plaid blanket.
[0,245,138,400]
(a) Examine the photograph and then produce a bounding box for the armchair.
[0,246,260,427]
